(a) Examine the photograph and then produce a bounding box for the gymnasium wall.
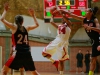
[1,36,99,72]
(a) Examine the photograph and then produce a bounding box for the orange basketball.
[97,45,100,51]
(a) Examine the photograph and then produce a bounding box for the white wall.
[0,15,57,38]
[23,15,57,38]
[71,27,90,41]
[0,16,6,30]
[31,47,58,61]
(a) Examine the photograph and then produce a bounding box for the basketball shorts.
[43,38,69,61]
[92,43,100,57]
[77,61,83,68]
[5,51,36,71]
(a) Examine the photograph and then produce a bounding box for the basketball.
[97,45,100,51]
[50,6,57,15]
[50,6,61,16]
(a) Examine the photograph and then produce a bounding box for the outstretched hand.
[4,2,9,11]
[53,9,67,16]
[28,8,35,16]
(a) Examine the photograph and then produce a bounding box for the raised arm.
[26,8,39,32]
[61,14,72,29]
[50,15,58,28]
[59,9,84,21]
[0,3,16,30]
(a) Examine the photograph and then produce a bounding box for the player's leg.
[1,65,10,75]
[23,51,40,75]
[19,68,25,75]
[2,51,16,75]
[42,48,59,70]
[89,57,97,75]
[31,70,40,75]
[57,47,69,74]
[42,42,57,63]
[9,49,14,75]
[10,69,13,75]
[89,44,99,75]
[58,61,64,75]
[42,52,55,63]
[42,45,59,71]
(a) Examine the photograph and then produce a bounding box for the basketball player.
[56,6,100,75]
[9,34,24,75]
[0,2,40,75]
[42,8,72,75]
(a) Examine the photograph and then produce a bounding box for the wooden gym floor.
[0,71,100,75]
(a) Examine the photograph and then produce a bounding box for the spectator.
[84,50,91,73]
[76,49,84,74]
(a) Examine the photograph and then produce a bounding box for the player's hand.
[83,24,88,29]
[4,2,9,11]
[83,24,91,31]
[50,15,54,22]
[59,9,67,14]
[28,8,35,16]
[53,9,66,16]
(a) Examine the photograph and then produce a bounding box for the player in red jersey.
[0,2,40,75]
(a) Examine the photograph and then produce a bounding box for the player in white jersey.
[42,10,72,75]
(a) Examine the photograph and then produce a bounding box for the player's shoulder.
[11,25,17,34]
[23,25,29,29]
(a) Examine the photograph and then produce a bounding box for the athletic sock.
[89,71,94,75]
[49,58,55,63]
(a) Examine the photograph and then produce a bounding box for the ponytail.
[93,6,99,15]
[15,15,25,32]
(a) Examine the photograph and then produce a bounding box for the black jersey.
[13,26,30,51]
[83,17,99,43]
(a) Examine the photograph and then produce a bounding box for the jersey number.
[59,26,66,34]
[17,34,28,44]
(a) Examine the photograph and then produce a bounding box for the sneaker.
[53,60,59,71]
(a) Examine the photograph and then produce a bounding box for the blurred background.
[0,0,100,73]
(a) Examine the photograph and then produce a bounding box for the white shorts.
[43,37,69,61]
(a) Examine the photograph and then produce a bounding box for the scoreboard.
[44,0,88,22]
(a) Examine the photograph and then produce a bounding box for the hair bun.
[93,6,99,15]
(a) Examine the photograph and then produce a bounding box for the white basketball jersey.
[57,24,71,41]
